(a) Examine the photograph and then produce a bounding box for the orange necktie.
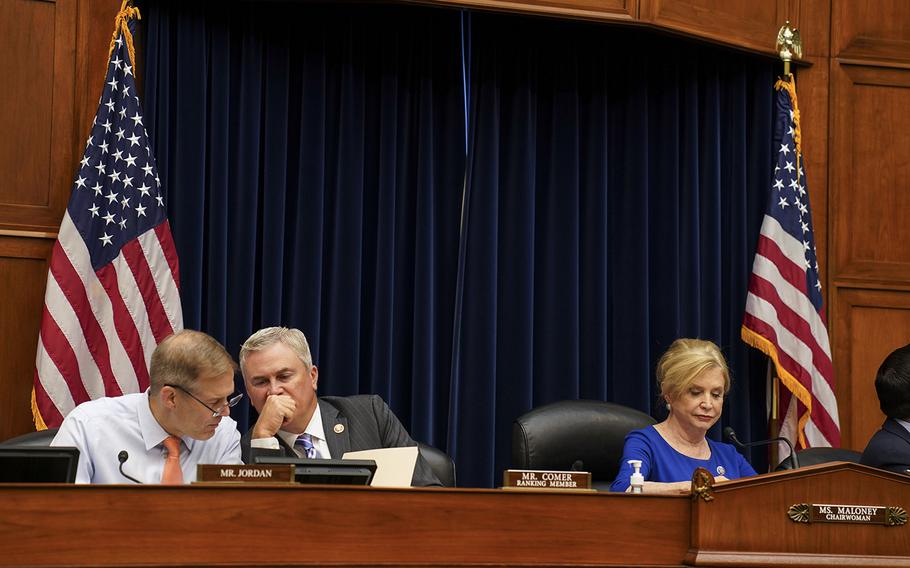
[161,436,184,485]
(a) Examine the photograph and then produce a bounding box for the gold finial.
[776,21,802,78]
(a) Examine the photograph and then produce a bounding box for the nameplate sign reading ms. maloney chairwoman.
[196,464,295,483]
[503,470,592,491]
[787,503,908,526]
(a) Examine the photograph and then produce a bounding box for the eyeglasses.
[165,383,244,418]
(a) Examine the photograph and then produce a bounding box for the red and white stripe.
[743,214,840,448]
[34,212,182,428]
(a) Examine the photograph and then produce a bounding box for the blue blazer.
[860,418,910,475]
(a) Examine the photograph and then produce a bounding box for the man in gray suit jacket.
[238,327,441,487]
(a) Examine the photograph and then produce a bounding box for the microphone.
[570,460,585,472]
[723,427,799,470]
[118,450,143,484]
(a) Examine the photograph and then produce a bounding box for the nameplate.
[196,464,295,483]
[502,469,592,490]
[787,503,908,526]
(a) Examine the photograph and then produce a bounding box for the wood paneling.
[690,463,910,564]
[0,237,52,440]
[0,465,906,567]
[0,0,55,209]
[831,65,910,286]
[833,0,910,63]
[407,0,637,21]
[640,0,798,57]
[0,0,76,232]
[794,57,830,302]
[828,0,910,452]
[75,0,126,156]
[0,485,692,567]
[0,0,121,442]
[794,0,829,58]
[834,289,910,450]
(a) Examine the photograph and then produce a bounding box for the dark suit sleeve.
[861,422,910,476]
[240,429,293,464]
[368,395,443,487]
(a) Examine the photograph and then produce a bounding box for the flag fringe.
[30,387,48,431]
[741,325,810,447]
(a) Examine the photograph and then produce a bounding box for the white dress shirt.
[51,391,242,484]
[250,401,331,458]
[897,418,910,435]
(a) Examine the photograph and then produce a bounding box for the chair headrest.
[512,400,655,481]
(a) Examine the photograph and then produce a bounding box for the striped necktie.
[296,433,318,459]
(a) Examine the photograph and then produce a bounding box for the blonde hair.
[240,327,313,371]
[149,330,237,393]
[656,338,730,402]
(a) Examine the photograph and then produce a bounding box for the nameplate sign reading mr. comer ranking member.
[196,464,295,483]
[503,470,592,491]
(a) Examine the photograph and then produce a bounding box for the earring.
[665,402,671,411]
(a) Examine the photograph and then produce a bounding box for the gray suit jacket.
[241,394,442,487]
[861,418,910,475]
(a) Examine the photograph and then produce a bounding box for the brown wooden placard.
[787,503,908,526]
[502,469,592,491]
[196,464,295,484]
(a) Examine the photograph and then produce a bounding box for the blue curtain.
[142,2,466,448]
[450,14,774,486]
[142,3,777,487]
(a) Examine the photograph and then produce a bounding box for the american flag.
[742,78,840,449]
[32,17,183,428]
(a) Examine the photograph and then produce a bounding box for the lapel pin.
[334,423,344,434]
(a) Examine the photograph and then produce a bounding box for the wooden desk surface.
[0,484,690,567]
[3,464,909,568]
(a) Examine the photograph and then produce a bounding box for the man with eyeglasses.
[51,329,243,483]
[239,327,441,487]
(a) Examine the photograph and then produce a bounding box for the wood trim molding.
[0,229,58,240]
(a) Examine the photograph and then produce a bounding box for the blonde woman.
[610,339,756,494]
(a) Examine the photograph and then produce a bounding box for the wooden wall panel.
[834,289,910,450]
[0,0,121,442]
[75,0,128,157]
[833,0,910,65]
[0,238,52,439]
[0,0,76,232]
[0,0,56,209]
[406,0,637,21]
[829,0,910,453]
[831,65,910,286]
[794,60,830,303]
[794,0,829,58]
[639,0,797,57]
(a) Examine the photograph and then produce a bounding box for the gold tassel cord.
[774,74,801,185]
[107,0,142,78]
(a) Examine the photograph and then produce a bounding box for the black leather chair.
[512,400,656,490]
[418,442,456,487]
[0,428,58,447]
[775,447,862,471]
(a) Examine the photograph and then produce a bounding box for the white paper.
[342,446,418,487]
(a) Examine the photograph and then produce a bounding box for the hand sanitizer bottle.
[628,459,644,494]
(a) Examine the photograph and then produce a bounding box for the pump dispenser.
[628,459,644,494]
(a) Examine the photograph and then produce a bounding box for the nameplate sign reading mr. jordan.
[787,503,908,526]
[196,464,294,483]
[503,470,592,490]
